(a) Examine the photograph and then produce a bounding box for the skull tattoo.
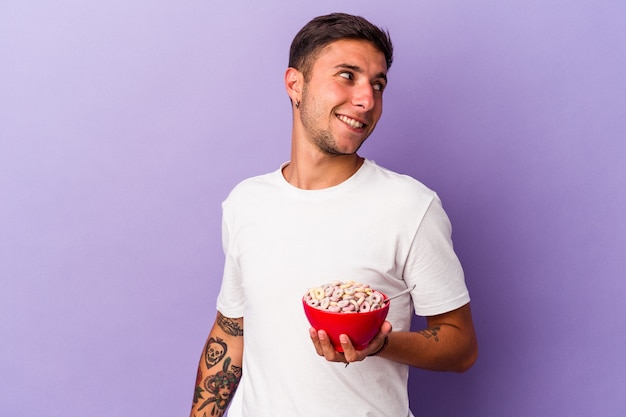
[205,337,227,369]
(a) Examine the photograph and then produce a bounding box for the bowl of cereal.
[302,280,389,352]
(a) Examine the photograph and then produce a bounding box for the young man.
[190,13,477,417]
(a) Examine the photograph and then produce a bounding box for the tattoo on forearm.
[204,337,228,369]
[193,314,243,416]
[197,357,242,417]
[193,368,205,405]
[419,325,441,342]
[217,312,243,336]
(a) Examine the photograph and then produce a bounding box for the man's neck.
[282,151,364,190]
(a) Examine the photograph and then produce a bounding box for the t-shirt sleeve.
[215,201,245,318]
[404,194,470,316]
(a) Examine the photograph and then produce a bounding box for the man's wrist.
[367,336,389,357]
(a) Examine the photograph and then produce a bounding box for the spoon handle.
[384,285,416,304]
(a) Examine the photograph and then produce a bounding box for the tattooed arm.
[373,303,477,372]
[190,312,244,417]
[314,303,477,372]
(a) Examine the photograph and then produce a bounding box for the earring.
[295,99,300,109]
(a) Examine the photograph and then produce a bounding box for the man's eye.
[339,71,353,80]
[373,82,386,92]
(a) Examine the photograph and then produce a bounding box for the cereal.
[304,281,386,313]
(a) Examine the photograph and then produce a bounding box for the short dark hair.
[288,13,393,80]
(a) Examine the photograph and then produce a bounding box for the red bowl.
[302,293,389,352]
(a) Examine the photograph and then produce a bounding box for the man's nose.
[352,83,375,111]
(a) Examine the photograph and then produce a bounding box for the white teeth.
[338,115,365,129]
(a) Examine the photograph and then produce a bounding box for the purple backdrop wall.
[2,1,625,416]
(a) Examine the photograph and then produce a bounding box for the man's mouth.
[337,114,366,129]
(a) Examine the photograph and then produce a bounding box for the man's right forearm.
[190,312,244,417]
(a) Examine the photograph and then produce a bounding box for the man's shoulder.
[225,167,283,202]
[364,159,436,197]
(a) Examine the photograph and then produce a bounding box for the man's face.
[298,39,388,156]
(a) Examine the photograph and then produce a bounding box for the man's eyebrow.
[334,64,388,83]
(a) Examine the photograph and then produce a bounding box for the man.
[190,13,477,417]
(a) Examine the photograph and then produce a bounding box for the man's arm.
[312,303,477,372]
[190,312,244,417]
[377,303,477,372]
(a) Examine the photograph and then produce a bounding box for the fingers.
[309,321,393,364]
[308,327,324,356]
[365,320,393,356]
[344,320,393,361]
[309,328,339,359]
[339,334,359,362]
[318,330,344,361]
[380,320,393,337]
[309,328,349,362]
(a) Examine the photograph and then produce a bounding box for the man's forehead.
[314,39,388,71]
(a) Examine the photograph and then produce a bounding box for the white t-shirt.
[217,159,470,417]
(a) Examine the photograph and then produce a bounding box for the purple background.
[2,1,625,416]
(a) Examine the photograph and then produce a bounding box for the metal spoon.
[383,285,416,305]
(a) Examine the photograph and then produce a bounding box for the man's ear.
[285,67,303,104]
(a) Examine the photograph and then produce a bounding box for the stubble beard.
[299,87,367,156]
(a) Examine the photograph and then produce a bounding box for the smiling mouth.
[337,114,366,129]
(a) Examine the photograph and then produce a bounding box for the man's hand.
[309,321,393,364]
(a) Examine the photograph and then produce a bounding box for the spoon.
[383,285,416,305]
